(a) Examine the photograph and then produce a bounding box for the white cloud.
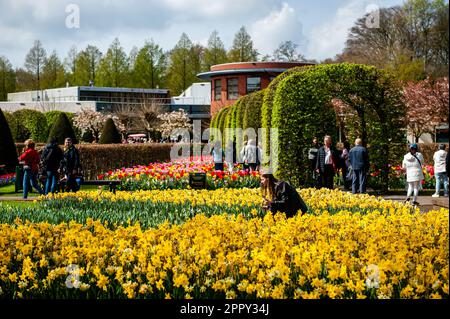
[162,0,269,18]
[250,2,306,57]
[306,0,379,61]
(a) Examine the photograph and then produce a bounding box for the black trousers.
[318,164,334,190]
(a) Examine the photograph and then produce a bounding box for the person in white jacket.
[432,144,448,197]
[402,143,424,205]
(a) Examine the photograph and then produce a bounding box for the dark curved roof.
[197,68,292,80]
[197,61,316,80]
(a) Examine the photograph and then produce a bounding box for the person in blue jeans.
[18,139,44,199]
[41,138,64,194]
[432,144,448,197]
[349,138,370,194]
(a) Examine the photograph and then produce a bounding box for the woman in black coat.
[261,172,308,218]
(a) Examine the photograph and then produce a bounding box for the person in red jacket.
[18,139,44,199]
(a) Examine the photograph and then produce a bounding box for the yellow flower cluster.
[41,188,263,208]
[40,188,415,214]
[1,209,448,299]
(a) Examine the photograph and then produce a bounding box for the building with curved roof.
[197,61,315,115]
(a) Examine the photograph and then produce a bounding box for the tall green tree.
[204,31,228,70]
[404,0,448,72]
[167,33,198,95]
[64,45,78,86]
[97,38,130,87]
[24,40,47,90]
[227,26,259,62]
[339,1,448,78]
[129,46,139,70]
[74,45,103,86]
[133,40,167,88]
[0,56,15,101]
[42,50,66,89]
[191,43,206,75]
[0,108,18,172]
[14,68,35,92]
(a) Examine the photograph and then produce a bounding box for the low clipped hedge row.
[77,144,173,179]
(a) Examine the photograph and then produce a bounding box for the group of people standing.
[211,139,262,172]
[309,135,370,194]
[18,137,82,199]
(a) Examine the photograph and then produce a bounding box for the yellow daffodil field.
[0,188,448,299]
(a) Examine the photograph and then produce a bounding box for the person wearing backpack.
[402,143,424,206]
[41,138,64,194]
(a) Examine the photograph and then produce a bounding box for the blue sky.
[0,0,406,68]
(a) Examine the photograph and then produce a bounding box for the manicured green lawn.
[0,184,102,197]
[0,201,36,208]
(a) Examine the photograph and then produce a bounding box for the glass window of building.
[214,79,222,101]
[227,78,239,100]
[246,77,261,93]
[436,124,449,143]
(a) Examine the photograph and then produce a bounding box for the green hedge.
[76,144,173,179]
[243,90,265,144]
[99,118,121,144]
[223,104,235,146]
[209,108,220,141]
[261,66,312,159]
[0,109,18,172]
[272,68,337,186]
[218,107,230,145]
[271,63,406,190]
[47,112,77,144]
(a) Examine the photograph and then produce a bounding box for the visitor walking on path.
[18,139,44,199]
[432,144,448,197]
[402,143,424,205]
[41,138,64,194]
[58,138,82,192]
[211,141,224,171]
[260,170,308,218]
[244,139,259,172]
[315,135,339,190]
[348,138,370,194]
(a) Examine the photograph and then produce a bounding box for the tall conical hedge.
[99,118,121,144]
[0,108,19,172]
[47,112,77,145]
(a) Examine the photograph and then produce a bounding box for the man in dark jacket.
[315,135,339,189]
[41,138,64,194]
[261,172,308,218]
[58,137,82,192]
[348,138,370,194]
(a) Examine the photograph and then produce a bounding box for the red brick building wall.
[197,62,314,116]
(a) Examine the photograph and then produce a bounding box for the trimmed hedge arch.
[242,89,265,146]
[271,63,406,191]
[223,104,235,146]
[261,66,313,159]
[209,108,221,141]
[218,107,230,145]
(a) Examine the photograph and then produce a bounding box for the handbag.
[346,165,353,181]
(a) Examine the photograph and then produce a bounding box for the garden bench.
[59,179,121,193]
